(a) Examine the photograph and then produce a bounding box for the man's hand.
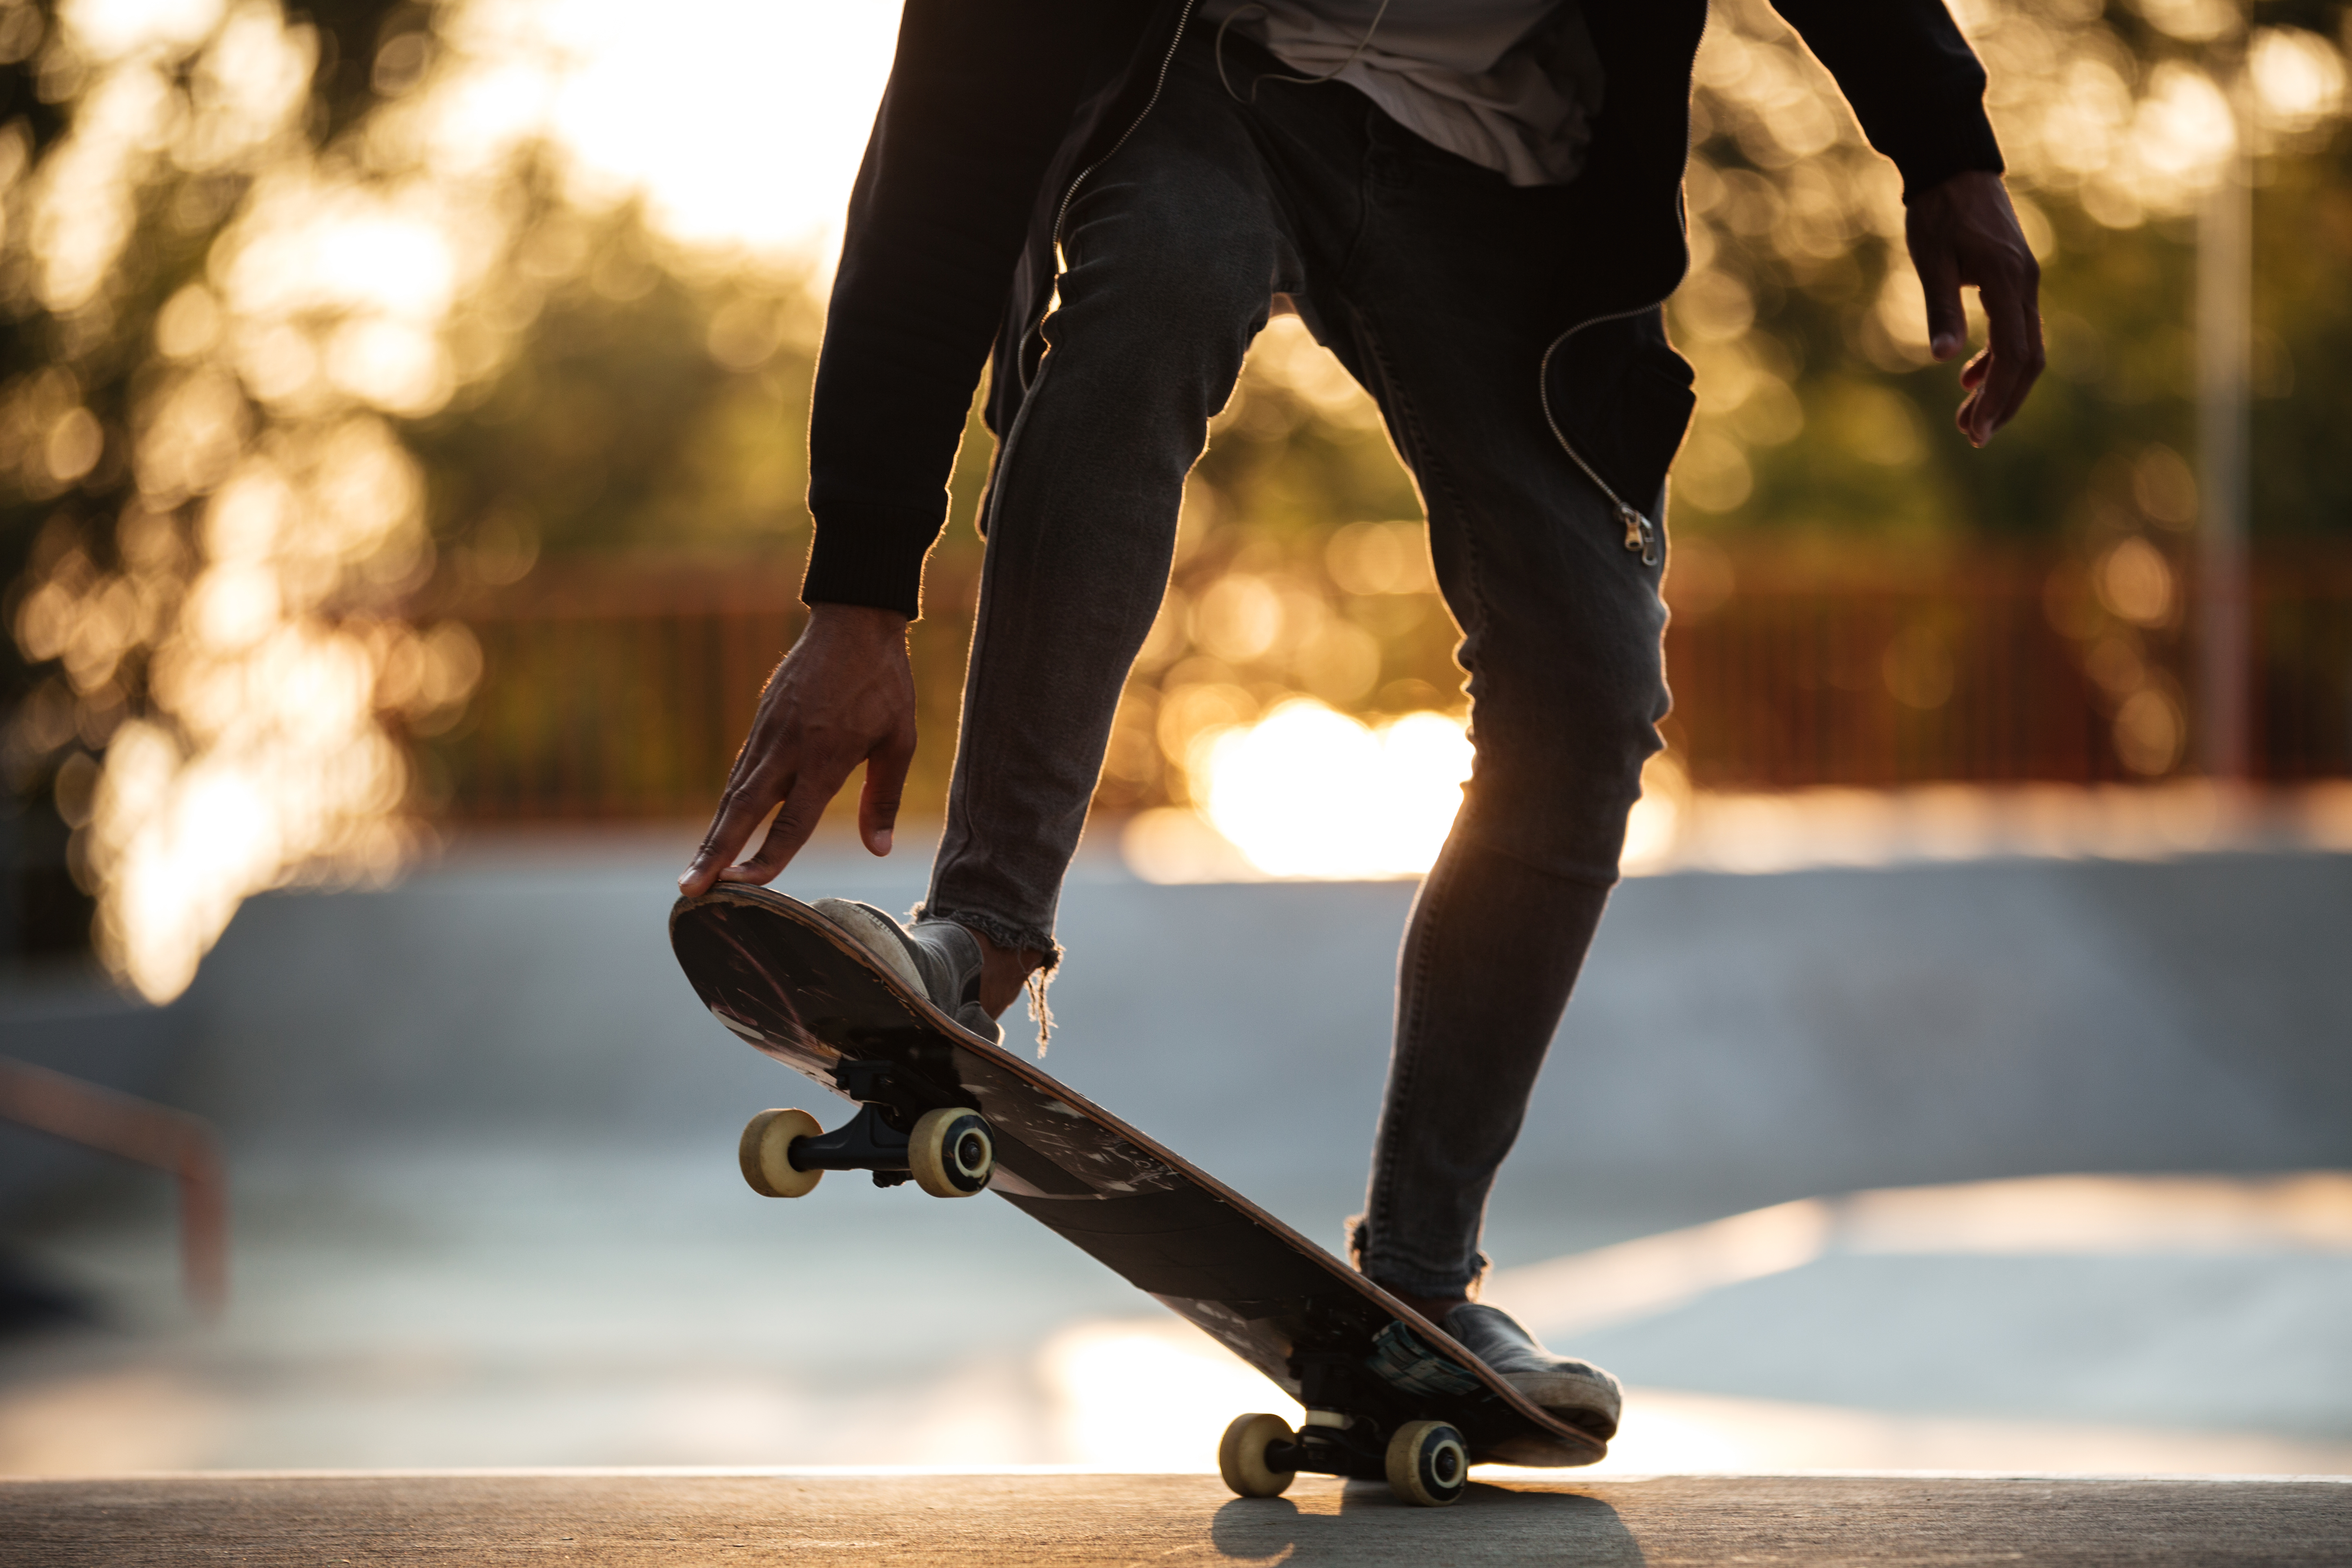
[1906,170,2045,448]
[678,602,916,896]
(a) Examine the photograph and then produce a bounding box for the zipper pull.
[1618,503,1659,568]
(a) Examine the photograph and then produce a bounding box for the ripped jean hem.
[911,903,1065,974]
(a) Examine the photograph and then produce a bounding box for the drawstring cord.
[1215,0,1395,105]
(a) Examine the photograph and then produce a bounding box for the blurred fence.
[1665,548,2352,790]
[427,550,2352,822]
[1667,557,2117,788]
[427,563,808,822]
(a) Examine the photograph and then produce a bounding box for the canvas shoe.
[810,898,1001,1046]
[1443,1302,1623,1440]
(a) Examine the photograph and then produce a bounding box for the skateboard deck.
[669,885,1606,1501]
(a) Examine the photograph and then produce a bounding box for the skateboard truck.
[1267,1353,1390,1481]
[737,1059,997,1200]
[1216,1352,1470,1506]
[789,1101,918,1188]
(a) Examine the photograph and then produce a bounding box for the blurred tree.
[0,0,413,973]
[0,0,859,993]
[410,205,819,566]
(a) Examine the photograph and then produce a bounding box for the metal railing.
[1662,550,2352,789]
[0,1057,228,1316]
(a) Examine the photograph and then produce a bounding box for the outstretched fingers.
[721,771,842,886]
[1971,278,2045,444]
[1917,246,1968,364]
[681,762,789,898]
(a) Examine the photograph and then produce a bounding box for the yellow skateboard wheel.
[909,1108,995,1197]
[1218,1413,1296,1498]
[739,1108,823,1198]
[1385,1419,1468,1506]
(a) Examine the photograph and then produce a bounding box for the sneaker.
[1443,1302,1622,1441]
[810,899,1001,1046]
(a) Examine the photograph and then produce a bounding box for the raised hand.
[1905,169,2045,448]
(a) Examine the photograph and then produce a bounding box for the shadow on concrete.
[1210,1482,1642,1562]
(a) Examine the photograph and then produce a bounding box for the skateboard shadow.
[1209,1481,1644,1563]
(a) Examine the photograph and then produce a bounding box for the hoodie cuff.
[1893,110,2007,203]
[799,501,939,621]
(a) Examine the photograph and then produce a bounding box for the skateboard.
[669,885,1606,1505]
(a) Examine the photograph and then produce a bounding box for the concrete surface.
[7,1162,2349,1476]
[4,1472,2348,1566]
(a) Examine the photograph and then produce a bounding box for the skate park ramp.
[1,836,2349,1490]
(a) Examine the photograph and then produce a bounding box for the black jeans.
[920,32,1673,1296]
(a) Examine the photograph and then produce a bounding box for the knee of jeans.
[1455,786,1637,889]
[1455,707,1665,883]
[1477,669,1667,790]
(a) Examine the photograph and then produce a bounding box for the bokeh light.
[419,0,900,257]
[1039,1319,1296,1471]
[1172,699,1471,880]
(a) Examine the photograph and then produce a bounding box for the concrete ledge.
[3,1472,2348,1565]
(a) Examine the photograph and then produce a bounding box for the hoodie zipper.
[1535,13,1708,575]
[1538,305,1673,569]
[1054,0,1199,259]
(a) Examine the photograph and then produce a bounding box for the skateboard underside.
[669,886,1602,1475]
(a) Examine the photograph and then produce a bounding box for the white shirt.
[1201,0,1604,187]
